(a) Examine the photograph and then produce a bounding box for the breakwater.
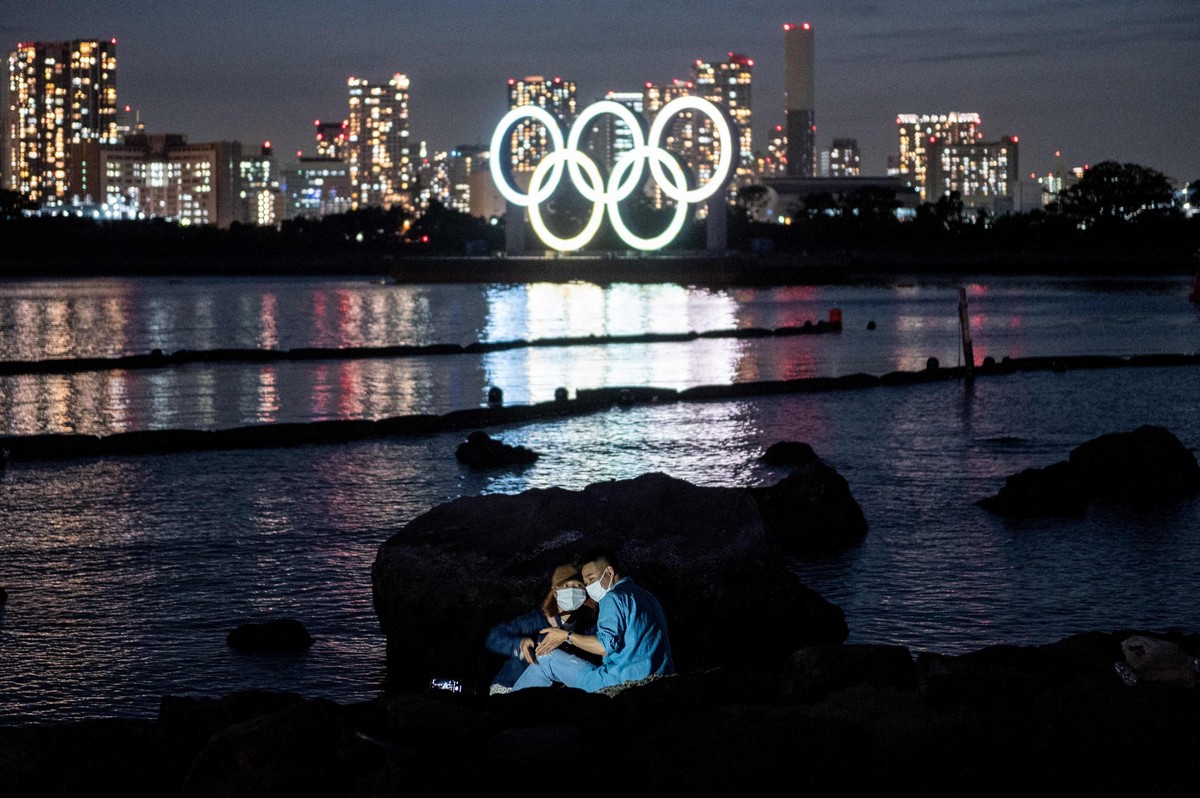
[3,352,1197,462]
[0,318,840,378]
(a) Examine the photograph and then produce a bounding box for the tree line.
[1,161,1196,273]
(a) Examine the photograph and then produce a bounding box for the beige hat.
[551,564,579,587]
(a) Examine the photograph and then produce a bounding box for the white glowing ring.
[488,95,734,251]
[647,96,734,204]
[565,100,647,202]
[489,105,565,206]
[526,149,607,252]
[606,147,691,251]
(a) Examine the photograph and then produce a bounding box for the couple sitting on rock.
[486,547,674,694]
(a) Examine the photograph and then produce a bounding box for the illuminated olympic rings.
[489,97,735,251]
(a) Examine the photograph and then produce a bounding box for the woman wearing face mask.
[484,564,597,695]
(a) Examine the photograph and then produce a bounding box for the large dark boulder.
[976,460,1090,517]
[372,472,848,692]
[1069,424,1200,506]
[979,426,1200,517]
[752,460,869,553]
[0,719,170,797]
[226,619,314,653]
[761,440,819,467]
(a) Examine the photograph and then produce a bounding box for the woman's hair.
[540,564,596,624]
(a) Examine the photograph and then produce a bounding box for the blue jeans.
[511,649,599,691]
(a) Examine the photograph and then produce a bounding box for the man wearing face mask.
[485,564,597,695]
[510,547,674,692]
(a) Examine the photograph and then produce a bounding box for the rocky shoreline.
[5,450,1198,795]
[2,630,1198,796]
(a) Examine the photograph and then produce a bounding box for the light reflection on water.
[1,275,1195,436]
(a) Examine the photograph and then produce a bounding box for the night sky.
[7,0,1199,181]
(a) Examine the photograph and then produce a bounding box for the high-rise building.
[783,23,815,177]
[239,141,278,226]
[926,135,1019,212]
[582,90,643,171]
[896,113,982,200]
[828,138,861,178]
[757,124,787,176]
[505,75,577,172]
[314,119,349,160]
[694,53,753,173]
[5,39,119,203]
[346,73,413,209]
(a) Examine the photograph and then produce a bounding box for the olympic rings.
[489,96,734,251]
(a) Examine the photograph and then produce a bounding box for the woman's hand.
[535,627,568,657]
[519,637,537,664]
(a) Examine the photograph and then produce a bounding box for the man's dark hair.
[578,546,621,575]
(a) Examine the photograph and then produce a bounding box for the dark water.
[0,275,1197,723]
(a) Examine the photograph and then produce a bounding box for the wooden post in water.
[958,287,975,375]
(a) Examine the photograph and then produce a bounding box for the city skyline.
[3,0,1198,183]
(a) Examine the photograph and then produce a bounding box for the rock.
[751,460,869,554]
[372,472,848,692]
[781,644,917,703]
[226,619,314,653]
[761,440,819,467]
[454,430,539,468]
[8,629,1200,795]
[1068,425,1200,506]
[979,426,1200,517]
[976,460,1090,517]
[0,718,169,797]
[181,698,379,797]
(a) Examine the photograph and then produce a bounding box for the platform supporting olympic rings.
[489,97,735,252]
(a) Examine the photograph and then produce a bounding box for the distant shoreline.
[0,249,1195,284]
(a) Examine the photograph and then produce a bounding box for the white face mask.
[556,587,586,612]
[585,569,613,603]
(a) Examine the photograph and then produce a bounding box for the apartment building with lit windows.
[4,39,119,203]
[694,53,753,174]
[505,75,577,173]
[78,134,242,226]
[926,135,1019,213]
[894,113,982,199]
[347,73,413,209]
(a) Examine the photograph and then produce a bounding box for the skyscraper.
[694,53,753,174]
[5,39,119,203]
[505,75,577,172]
[896,113,982,200]
[346,73,413,209]
[583,90,643,172]
[783,23,815,177]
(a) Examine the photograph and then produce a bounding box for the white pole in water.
[958,287,975,375]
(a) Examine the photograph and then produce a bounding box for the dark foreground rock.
[372,471,859,692]
[761,440,819,466]
[3,630,1198,796]
[752,460,869,553]
[454,430,540,468]
[979,425,1200,517]
[225,619,313,653]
